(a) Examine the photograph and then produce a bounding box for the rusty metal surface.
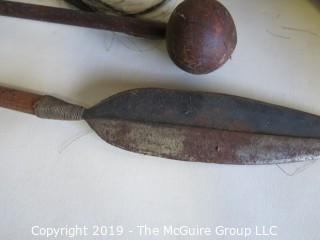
[0,1,166,39]
[86,118,320,165]
[84,88,320,138]
[82,88,320,164]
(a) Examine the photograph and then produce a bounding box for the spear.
[1,86,320,165]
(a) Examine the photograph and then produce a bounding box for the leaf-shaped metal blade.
[86,118,320,165]
[82,88,320,164]
[83,88,320,138]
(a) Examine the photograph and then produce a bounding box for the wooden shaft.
[0,86,42,115]
[0,1,167,39]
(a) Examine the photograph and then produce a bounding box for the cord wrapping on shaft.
[34,96,85,120]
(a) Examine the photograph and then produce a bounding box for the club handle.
[0,86,42,115]
[0,1,167,39]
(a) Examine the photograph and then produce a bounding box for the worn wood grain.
[0,86,41,114]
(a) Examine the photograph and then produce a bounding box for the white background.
[0,0,320,239]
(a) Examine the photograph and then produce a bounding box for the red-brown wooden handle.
[0,86,42,114]
[0,1,167,39]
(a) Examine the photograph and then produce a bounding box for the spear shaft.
[0,86,41,114]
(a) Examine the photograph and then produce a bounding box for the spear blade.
[82,88,320,164]
[86,118,320,165]
[84,88,320,138]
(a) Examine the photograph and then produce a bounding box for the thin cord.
[65,0,170,17]
[64,0,96,11]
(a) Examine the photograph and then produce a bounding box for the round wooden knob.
[166,0,237,74]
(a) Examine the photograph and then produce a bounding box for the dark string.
[64,0,169,17]
[64,0,95,12]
